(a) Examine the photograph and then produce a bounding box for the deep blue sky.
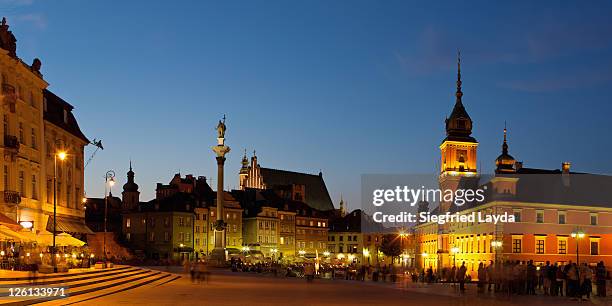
[3,0,612,211]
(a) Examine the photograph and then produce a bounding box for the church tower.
[239,149,249,190]
[122,161,140,211]
[439,52,479,213]
[339,194,346,217]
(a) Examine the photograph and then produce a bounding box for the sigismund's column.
[210,116,230,265]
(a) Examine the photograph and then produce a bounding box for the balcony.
[3,135,19,151]
[3,190,21,205]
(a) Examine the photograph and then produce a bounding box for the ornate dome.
[123,163,139,192]
[495,127,516,173]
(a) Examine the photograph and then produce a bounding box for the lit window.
[558,239,567,254]
[591,240,599,255]
[512,239,521,253]
[126,218,131,228]
[535,238,545,254]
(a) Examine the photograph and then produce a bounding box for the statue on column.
[216,115,226,138]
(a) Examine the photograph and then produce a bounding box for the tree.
[379,234,401,262]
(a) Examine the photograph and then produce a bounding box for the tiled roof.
[259,168,334,211]
[43,89,89,143]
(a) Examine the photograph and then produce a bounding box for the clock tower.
[439,52,479,213]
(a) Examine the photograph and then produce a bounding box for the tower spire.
[456,50,463,101]
[502,121,508,155]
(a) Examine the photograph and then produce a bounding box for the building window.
[535,238,545,254]
[164,231,169,242]
[18,171,24,196]
[178,232,184,242]
[185,233,191,242]
[3,166,8,191]
[536,211,544,223]
[126,233,131,241]
[591,241,599,255]
[126,218,131,228]
[30,128,36,149]
[149,232,155,242]
[558,212,566,224]
[195,226,200,233]
[31,175,37,200]
[18,122,23,144]
[591,214,598,226]
[3,115,8,136]
[514,210,521,222]
[512,239,522,253]
[164,217,169,226]
[558,239,567,254]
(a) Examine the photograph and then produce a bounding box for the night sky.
[3,0,612,211]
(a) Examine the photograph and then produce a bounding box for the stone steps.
[0,266,180,305]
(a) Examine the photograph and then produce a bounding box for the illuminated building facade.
[0,18,91,238]
[415,55,612,275]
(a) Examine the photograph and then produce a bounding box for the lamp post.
[570,229,585,264]
[52,148,66,273]
[491,240,503,263]
[450,246,460,267]
[103,170,115,264]
[399,231,407,272]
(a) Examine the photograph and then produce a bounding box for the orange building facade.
[414,55,612,275]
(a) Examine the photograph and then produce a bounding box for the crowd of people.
[424,260,608,301]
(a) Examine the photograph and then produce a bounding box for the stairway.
[0,266,180,305]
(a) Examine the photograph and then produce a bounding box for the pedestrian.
[477,262,486,293]
[526,260,536,295]
[567,262,579,299]
[486,261,494,292]
[199,259,209,284]
[579,263,592,301]
[304,262,315,283]
[596,261,607,297]
[457,262,467,293]
[190,261,196,283]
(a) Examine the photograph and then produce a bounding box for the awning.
[0,225,29,241]
[46,216,94,235]
[28,231,85,246]
[0,213,21,231]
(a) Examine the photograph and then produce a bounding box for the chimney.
[562,161,571,187]
[562,162,571,174]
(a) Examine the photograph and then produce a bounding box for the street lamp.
[571,229,585,264]
[491,240,503,263]
[52,147,67,273]
[103,170,116,264]
[450,246,460,267]
[271,248,278,262]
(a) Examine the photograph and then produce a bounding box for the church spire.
[495,123,516,174]
[502,121,508,155]
[456,50,463,101]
